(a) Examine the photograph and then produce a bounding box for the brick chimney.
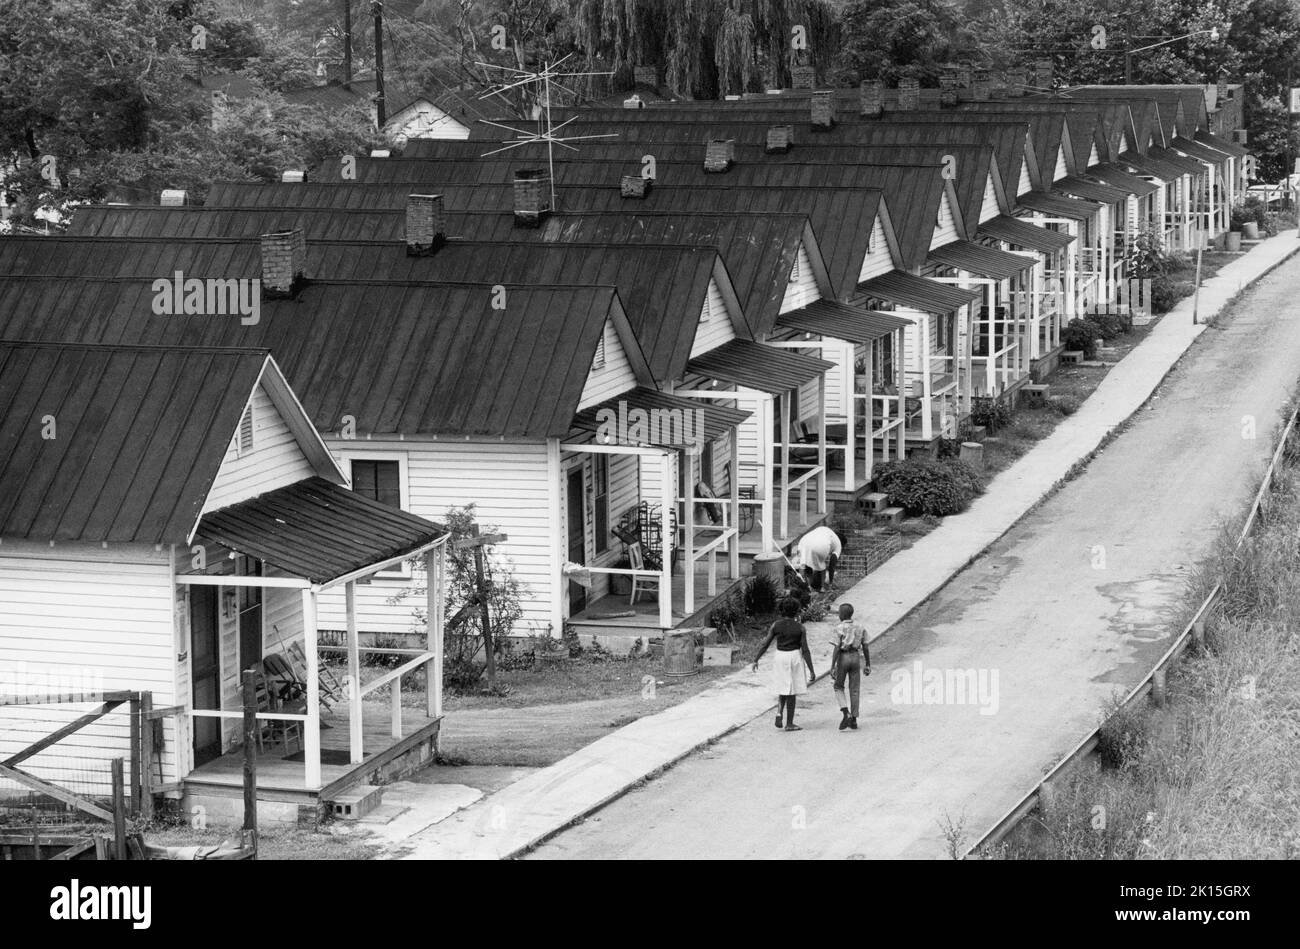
[260,227,306,298]
[1034,59,1053,92]
[859,79,883,118]
[811,90,835,130]
[939,69,960,108]
[633,65,658,87]
[790,65,816,90]
[620,175,652,198]
[325,63,345,85]
[898,78,920,111]
[513,169,550,227]
[1004,66,1027,97]
[704,139,735,172]
[765,125,794,154]
[972,69,991,102]
[160,189,187,207]
[405,193,445,256]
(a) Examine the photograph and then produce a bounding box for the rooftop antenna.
[474,53,618,210]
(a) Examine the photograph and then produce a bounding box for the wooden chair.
[252,668,303,755]
[286,640,345,711]
[628,542,661,606]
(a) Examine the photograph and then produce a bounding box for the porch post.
[760,394,774,552]
[816,373,827,514]
[843,341,856,491]
[426,546,443,719]
[729,425,740,579]
[895,327,905,460]
[301,588,322,790]
[684,448,695,618]
[658,449,673,630]
[345,580,363,764]
[920,314,933,442]
[780,389,791,542]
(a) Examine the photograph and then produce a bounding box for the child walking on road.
[751,596,817,731]
[830,603,871,730]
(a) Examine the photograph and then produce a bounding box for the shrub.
[1125,228,1172,278]
[874,458,982,517]
[1061,319,1098,358]
[971,396,1013,434]
[1084,312,1127,341]
[1046,394,1081,416]
[742,573,780,617]
[1150,274,1179,314]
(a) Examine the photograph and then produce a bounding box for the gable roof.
[0,277,627,441]
[0,342,280,544]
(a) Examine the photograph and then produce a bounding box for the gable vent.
[593,334,607,369]
[237,404,255,456]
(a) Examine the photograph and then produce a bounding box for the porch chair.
[627,541,661,606]
[286,640,346,712]
[251,668,304,755]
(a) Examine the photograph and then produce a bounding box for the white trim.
[335,450,412,578]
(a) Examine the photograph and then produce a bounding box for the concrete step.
[326,783,384,821]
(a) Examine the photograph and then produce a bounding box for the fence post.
[111,757,128,860]
[128,692,141,817]
[1151,668,1167,708]
[138,692,153,822]
[241,670,258,850]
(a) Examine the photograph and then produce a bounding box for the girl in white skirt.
[751,596,817,731]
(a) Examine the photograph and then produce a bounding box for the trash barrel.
[1226,231,1242,251]
[663,629,698,677]
[753,551,785,584]
[959,441,984,470]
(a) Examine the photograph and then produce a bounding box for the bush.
[971,396,1013,434]
[742,573,780,617]
[1125,228,1172,278]
[1061,319,1098,358]
[874,458,983,517]
[1046,394,1081,416]
[1084,312,1127,341]
[1150,274,1179,314]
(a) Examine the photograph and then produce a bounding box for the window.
[351,459,402,508]
[236,404,254,456]
[593,455,610,554]
[593,333,606,370]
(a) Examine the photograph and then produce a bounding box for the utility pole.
[342,0,352,84]
[372,1,386,126]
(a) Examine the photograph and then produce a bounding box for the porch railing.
[971,340,1019,397]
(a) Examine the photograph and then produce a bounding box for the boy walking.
[830,603,871,730]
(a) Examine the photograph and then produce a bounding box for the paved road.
[526,259,1300,859]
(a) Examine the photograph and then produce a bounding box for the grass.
[145,824,380,860]
[986,420,1300,859]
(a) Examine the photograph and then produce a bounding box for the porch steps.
[326,783,384,821]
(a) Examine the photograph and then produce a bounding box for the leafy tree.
[838,0,980,85]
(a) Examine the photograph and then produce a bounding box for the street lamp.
[1124,27,1226,84]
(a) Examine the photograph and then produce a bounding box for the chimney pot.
[160,189,187,207]
[765,125,794,154]
[620,175,652,198]
[513,169,551,227]
[790,65,816,90]
[898,78,920,111]
[859,80,883,118]
[1004,66,1027,97]
[704,139,735,173]
[810,90,835,130]
[405,193,445,256]
[260,227,306,297]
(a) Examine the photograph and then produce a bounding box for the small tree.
[389,504,525,690]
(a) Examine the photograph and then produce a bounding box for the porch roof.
[1116,150,1184,181]
[1053,176,1128,204]
[1016,190,1102,221]
[1087,163,1160,198]
[686,339,835,396]
[1148,146,1209,175]
[776,299,909,344]
[1194,130,1248,159]
[1171,136,1233,165]
[977,215,1075,253]
[194,477,446,587]
[569,386,750,444]
[928,240,1036,280]
[857,271,982,313]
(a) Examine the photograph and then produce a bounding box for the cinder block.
[1061,350,1084,364]
[703,645,736,667]
[874,506,905,525]
[327,784,384,821]
[860,491,889,512]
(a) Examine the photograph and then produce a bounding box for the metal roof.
[928,240,1036,279]
[569,387,750,445]
[686,339,835,395]
[1170,136,1232,165]
[858,271,981,312]
[1116,150,1185,180]
[0,236,720,384]
[1054,176,1128,203]
[1148,146,1209,175]
[1087,163,1159,197]
[205,182,446,210]
[195,477,445,587]
[1016,191,1102,220]
[902,108,1065,185]
[1195,130,1248,158]
[977,215,1074,253]
[0,341,269,544]
[68,205,408,241]
[776,300,909,344]
[0,277,626,440]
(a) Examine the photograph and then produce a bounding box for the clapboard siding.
[898,307,929,395]
[1052,147,1068,184]
[690,278,735,359]
[1087,143,1100,170]
[315,439,555,637]
[203,382,316,513]
[0,542,178,795]
[578,317,638,411]
[980,173,1000,224]
[857,217,893,282]
[929,192,960,250]
[779,243,820,312]
[1018,157,1033,197]
[387,102,472,140]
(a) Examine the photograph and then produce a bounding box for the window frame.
[338,451,412,578]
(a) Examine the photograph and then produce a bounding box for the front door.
[566,467,586,614]
[190,586,221,767]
